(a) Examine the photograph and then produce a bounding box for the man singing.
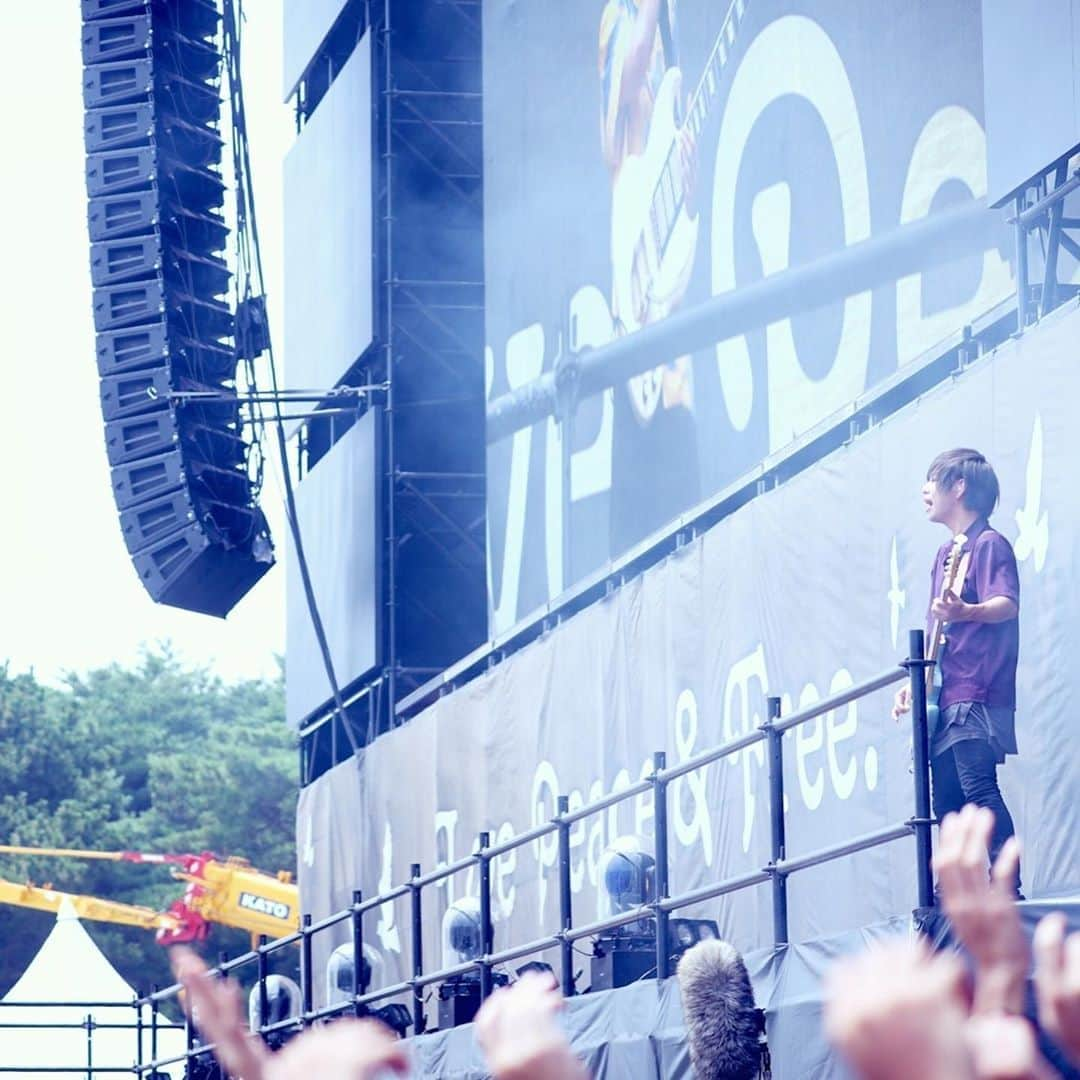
[894,448,1022,895]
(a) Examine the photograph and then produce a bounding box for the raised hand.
[171,947,409,1080]
[1033,911,1080,1067]
[267,1021,410,1080]
[892,684,912,721]
[824,938,975,1080]
[474,970,589,1080]
[173,947,270,1079]
[933,805,1026,1015]
[965,1015,1057,1080]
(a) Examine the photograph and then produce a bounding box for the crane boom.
[0,844,186,866]
[0,878,180,932]
[0,843,298,944]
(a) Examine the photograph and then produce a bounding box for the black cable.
[222,0,360,756]
[220,9,267,498]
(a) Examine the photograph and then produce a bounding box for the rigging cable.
[222,0,359,758]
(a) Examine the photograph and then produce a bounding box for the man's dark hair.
[927,448,1000,518]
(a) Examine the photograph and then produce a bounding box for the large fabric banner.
[302,304,1078,1010]
[483,0,1017,633]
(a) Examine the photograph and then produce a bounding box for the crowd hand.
[171,947,409,1080]
[892,685,911,721]
[824,938,975,1080]
[474,970,589,1080]
[966,1015,1059,1080]
[933,805,1026,1015]
[1034,912,1080,1066]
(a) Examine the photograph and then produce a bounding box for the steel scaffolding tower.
[298,0,486,782]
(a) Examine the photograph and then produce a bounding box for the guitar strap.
[658,0,679,71]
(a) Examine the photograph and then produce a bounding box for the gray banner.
[302,304,1079,1014]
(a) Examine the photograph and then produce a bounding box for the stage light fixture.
[598,837,656,921]
[590,839,720,991]
[246,975,301,1051]
[436,897,509,1029]
[515,960,556,980]
[325,943,411,1039]
[442,896,484,965]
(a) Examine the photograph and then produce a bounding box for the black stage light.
[589,839,721,991]
[436,898,509,1028]
[515,960,556,980]
[247,975,302,1052]
[325,943,413,1039]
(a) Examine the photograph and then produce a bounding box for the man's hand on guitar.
[892,685,911,721]
[931,588,970,623]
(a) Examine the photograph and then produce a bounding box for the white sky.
[0,2,293,684]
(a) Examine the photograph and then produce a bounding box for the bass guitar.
[925,533,971,736]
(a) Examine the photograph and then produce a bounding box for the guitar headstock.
[942,532,968,593]
[927,532,970,668]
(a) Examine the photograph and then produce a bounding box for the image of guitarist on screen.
[599,0,701,553]
[893,448,1022,896]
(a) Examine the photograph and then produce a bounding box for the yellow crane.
[0,877,180,932]
[0,845,298,945]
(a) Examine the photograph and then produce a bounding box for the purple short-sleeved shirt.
[927,518,1020,712]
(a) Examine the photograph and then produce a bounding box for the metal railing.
[486,201,994,442]
[0,997,183,1077]
[128,628,936,1076]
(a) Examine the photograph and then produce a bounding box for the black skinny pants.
[931,737,1021,893]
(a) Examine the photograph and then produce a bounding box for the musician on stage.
[894,448,1022,895]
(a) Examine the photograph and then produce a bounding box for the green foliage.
[0,648,295,997]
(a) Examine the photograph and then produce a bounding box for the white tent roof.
[0,899,186,1078]
[4,898,132,1004]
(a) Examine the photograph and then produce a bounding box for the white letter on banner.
[711,15,871,448]
[531,760,560,924]
[585,779,606,891]
[376,820,401,953]
[494,820,517,919]
[568,788,586,893]
[433,809,459,907]
[673,689,714,866]
[722,645,768,853]
[544,287,615,601]
[606,768,632,848]
[568,287,614,502]
[896,106,1012,366]
[544,414,563,600]
[488,326,545,634]
[825,669,859,801]
[635,757,655,842]
[793,685,825,811]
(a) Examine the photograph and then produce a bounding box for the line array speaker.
[82,0,273,616]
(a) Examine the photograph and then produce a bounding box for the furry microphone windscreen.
[676,939,763,1080]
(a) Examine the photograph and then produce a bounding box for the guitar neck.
[923,546,969,695]
[651,0,746,243]
[925,619,945,693]
[684,0,746,142]
[925,617,947,662]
